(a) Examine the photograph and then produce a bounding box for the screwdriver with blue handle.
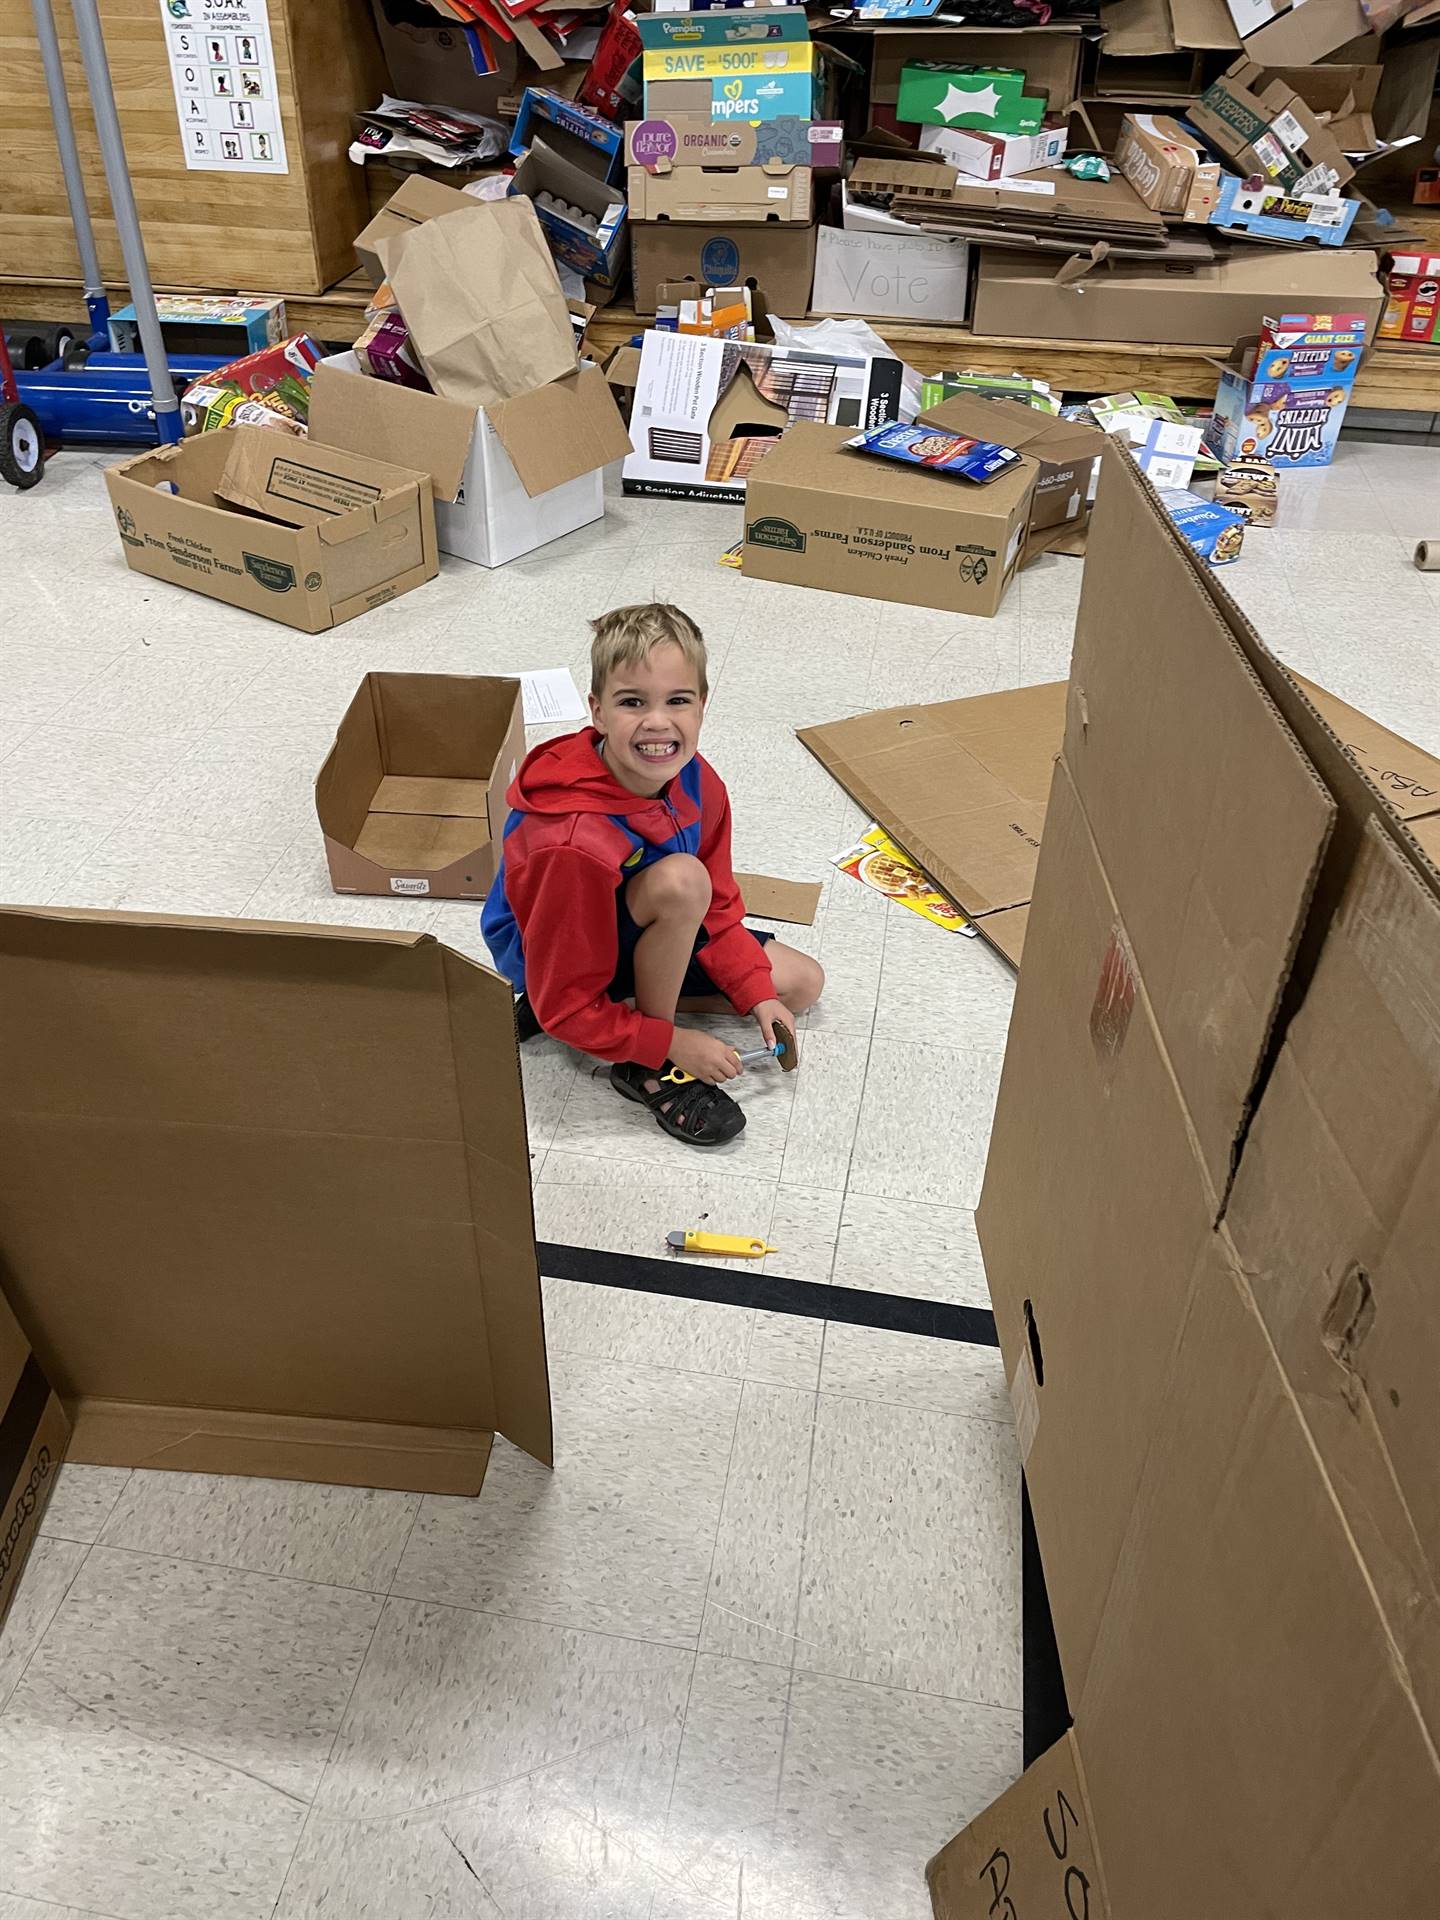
[654,1017,797,1089]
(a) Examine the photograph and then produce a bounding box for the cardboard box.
[107,294,284,356]
[969,245,1383,346]
[0,904,552,1496]
[929,439,1440,1913]
[627,160,812,224]
[919,391,1104,535]
[811,217,971,324]
[510,86,624,181]
[1189,57,1355,191]
[897,62,1037,132]
[1203,309,1369,467]
[742,422,1037,619]
[871,29,1083,122]
[1209,172,1359,248]
[104,429,438,633]
[622,330,905,502]
[1222,0,1368,64]
[510,137,629,284]
[310,354,628,569]
[317,673,526,900]
[1379,251,1440,345]
[625,115,844,171]
[632,219,817,316]
[1255,61,1381,152]
[354,175,476,286]
[638,7,817,122]
[1114,112,1222,219]
[0,1290,69,1631]
[919,122,1067,181]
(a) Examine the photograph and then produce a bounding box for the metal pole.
[68,0,182,442]
[30,0,109,345]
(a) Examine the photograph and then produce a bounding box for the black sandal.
[610,1060,746,1146]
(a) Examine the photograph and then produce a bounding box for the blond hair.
[589,602,708,701]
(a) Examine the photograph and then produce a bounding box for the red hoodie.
[481,728,775,1067]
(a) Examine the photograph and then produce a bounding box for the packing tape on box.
[1415,540,1440,572]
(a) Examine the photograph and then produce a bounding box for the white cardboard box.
[310,352,629,569]
[812,216,970,325]
[919,122,1068,182]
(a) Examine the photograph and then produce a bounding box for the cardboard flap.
[216,430,421,530]
[487,365,633,498]
[378,200,579,412]
[922,392,1105,462]
[927,1731,1110,1919]
[310,356,478,505]
[735,874,821,926]
[1169,0,1242,47]
[798,685,1066,921]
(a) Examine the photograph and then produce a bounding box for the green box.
[897,62,1038,131]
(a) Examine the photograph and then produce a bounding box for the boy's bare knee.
[633,852,711,921]
[776,950,824,1014]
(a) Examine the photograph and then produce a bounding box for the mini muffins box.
[1202,311,1368,469]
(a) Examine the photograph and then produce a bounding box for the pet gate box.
[621,329,905,502]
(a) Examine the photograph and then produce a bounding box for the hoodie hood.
[506,726,702,839]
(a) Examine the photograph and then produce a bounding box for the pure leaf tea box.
[104,428,438,632]
[742,421,1037,616]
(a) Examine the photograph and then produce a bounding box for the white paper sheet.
[516,668,587,726]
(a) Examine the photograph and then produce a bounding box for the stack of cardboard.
[622,5,840,317]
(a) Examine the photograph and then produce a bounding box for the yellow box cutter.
[667,1230,776,1259]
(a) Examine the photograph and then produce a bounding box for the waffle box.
[1202,310,1369,469]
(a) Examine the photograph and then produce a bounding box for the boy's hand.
[670,1027,743,1085]
[751,998,791,1054]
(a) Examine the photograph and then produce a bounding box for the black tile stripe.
[537,1240,1000,1346]
[538,1240,1071,1772]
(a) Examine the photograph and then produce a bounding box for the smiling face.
[590,640,705,797]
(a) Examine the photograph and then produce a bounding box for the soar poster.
[159,0,289,175]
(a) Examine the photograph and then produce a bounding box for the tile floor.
[1,434,1437,1918]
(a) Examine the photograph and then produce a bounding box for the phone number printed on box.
[160,0,288,175]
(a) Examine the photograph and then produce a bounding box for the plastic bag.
[766,315,923,423]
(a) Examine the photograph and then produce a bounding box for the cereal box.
[1202,311,1369,470]
[833,824,975,933]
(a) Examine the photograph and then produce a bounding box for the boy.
[483,603,824,1146]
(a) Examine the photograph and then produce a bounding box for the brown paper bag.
[376,199,579,411]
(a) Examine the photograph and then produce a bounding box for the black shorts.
[609,886,774,1003]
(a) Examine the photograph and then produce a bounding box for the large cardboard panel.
[0,1290,68,1629]
[797,682,1065,953]
[1076,1253,1440,1915]
[1225,822,1440,1736]
[1064,443,1335,1194]
[978,758,1226,1690]
[926,1730,1110,1920]
[0,908,551,1492]
[969,245,1383,346]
